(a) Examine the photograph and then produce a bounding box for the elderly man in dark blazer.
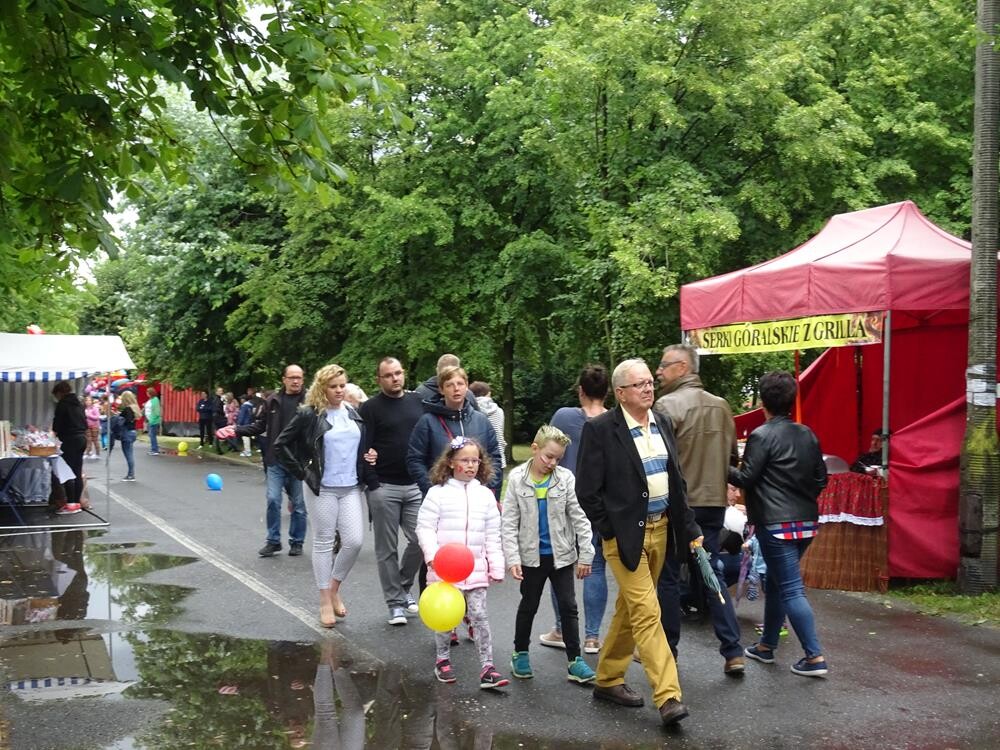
[577,358,702,727]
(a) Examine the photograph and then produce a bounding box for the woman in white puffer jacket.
[416,436,508,690]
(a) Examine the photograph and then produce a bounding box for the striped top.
[766,520,819,540]
[623,408,669,515]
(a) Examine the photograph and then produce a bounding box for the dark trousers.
[657,554,682,658]
[514,555,581,660]
[60,434,87,504]
[657,507,743,659]
[198,418,214,446]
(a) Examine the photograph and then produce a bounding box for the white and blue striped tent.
[0,333,135,427]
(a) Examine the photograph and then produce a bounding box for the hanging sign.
[686,311,884,354]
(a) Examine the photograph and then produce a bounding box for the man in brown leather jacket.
[654,344,745,676]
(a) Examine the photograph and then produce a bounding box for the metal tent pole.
[881,311,892,469]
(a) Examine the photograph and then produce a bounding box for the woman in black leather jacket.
[273,364,377,627]
[729,371,829,678]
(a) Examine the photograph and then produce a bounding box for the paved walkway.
[3,449,998,748]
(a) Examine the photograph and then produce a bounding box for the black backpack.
[110,414,126,441]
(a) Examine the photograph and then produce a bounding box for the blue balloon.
[205,473,223,491]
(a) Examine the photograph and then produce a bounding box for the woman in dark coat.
[406,366,503,499]
[51,380,88,503]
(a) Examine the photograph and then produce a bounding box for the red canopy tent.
[681,200,987,579]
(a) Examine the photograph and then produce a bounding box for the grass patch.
[511,444,531,464]
[887,581,1000,627]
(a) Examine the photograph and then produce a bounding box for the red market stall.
[681,200,995,582]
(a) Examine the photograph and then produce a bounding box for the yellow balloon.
[419,582,466,632]
[177,441,189,454]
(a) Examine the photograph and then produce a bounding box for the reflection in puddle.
[0,531,194,627]
[2,628,593,749]
[0,533,618,749]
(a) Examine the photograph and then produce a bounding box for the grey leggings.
[310,485,365,590]
[313,664,364,749]
[434,587,494,668]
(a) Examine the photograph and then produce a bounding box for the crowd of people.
[49,345,830,729]
[205,349,831,728]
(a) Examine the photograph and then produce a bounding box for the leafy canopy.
[0,0,397,321]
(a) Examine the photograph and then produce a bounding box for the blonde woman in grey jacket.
[501,425,597,685]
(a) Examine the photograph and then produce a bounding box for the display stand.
[0,333,135,537]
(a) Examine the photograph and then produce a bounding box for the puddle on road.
[0,532,633,749]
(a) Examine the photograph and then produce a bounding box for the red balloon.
[433,543,475,583]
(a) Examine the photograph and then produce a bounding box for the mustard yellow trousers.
[597,516,681,706]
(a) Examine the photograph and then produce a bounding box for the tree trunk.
[502,324,515,466]
[960,0,1000,593]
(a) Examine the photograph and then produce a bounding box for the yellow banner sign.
[686,312,884,354]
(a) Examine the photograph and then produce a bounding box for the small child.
[501,425,597,684]
[416,436,509,690]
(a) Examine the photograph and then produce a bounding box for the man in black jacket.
[52,380,88,506]
[218,365,306,557]
[577,359,702,727]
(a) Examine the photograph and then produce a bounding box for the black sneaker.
[479,664,509,690]
[258,542,282,557]
[288,544,303,557]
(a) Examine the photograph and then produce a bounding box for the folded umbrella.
[692,545,725,605]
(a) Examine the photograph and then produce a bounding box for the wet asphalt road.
[2,447,999,749]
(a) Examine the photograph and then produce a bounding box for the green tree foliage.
[0,0,396,326]
[81,0,976,432]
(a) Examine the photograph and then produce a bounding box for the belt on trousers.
[646,510,667,523]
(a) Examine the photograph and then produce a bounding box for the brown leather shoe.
[593,683,644,707]
[724,656,745,676]
[659,698,689,725]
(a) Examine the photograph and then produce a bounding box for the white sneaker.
[388,607,407,626]
[405,595,419,614]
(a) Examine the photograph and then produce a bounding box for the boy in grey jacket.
[501,425,596,685]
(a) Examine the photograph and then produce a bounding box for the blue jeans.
[148,423,159,453]
[265,463,306,546]
[552,532,607,639]
[692,507,743,658]
[757,523,823,658]
[121,431,136,476]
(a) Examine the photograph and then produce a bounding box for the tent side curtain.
[887,397,963,578]
[0,334,135,380]
[0,379,88,428]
